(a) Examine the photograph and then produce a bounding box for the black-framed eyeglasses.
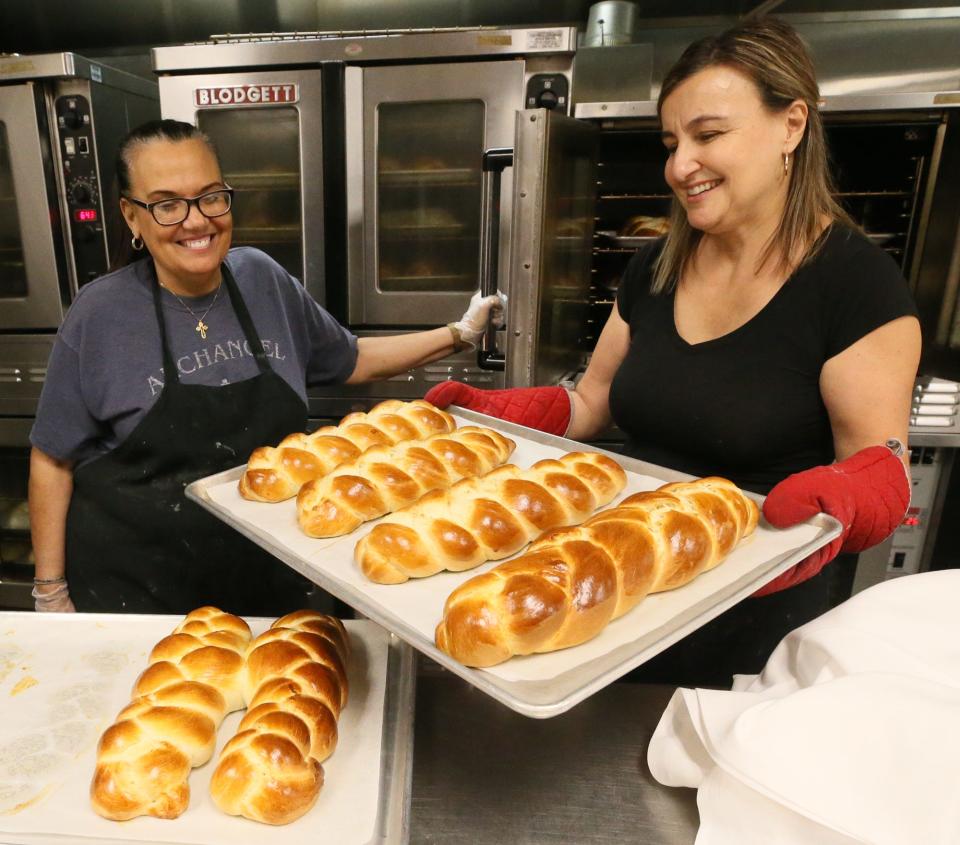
[124,187,234,226]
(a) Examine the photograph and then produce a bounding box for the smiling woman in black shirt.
[426,17,920,684]
[610,224,917,496]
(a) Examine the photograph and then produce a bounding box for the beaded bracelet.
[33,576,67,585]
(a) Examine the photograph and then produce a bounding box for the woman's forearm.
[566,386,614,442]
[28,447,74,581]
[347,328,457,384]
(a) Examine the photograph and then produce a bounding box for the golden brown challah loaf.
[435,477,759,667]
[619,214,670,237]
[210,611,351,826]
[296,425,516,538]
[356,451,628,584]
[90,607,252,820]
[239,399,456,502]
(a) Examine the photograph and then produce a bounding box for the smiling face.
[659,64,805,239]
[120,137,231,295]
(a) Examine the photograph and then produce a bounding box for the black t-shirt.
[608,224,918,494]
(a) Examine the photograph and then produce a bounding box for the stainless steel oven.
[0,53,159,609]
[153,27,578,415]
[0,53,158,332]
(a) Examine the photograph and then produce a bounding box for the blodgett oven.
[0,53,159,609]
[153,26,579,416]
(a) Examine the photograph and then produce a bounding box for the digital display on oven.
[73,209,98,222]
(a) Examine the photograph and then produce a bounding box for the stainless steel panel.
[153,26,578,72]
[0,83,65,330]
[576,92,960,121]
[410,678,697,845]
[506,108,598,389]
[159,70,327,304]
[608,12,960,102]
[572,44,653,105]
[0,52,157,98]
[347,60,524,326]
[0,335,55,417]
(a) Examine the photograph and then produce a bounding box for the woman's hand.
[424,382,573,435]
[755,444,910,596]
[33,580,76,612]
[450,290,506,347]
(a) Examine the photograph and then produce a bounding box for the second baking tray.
[187,410,841,719]
[0,613,414,845]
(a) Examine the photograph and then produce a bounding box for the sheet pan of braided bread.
[0,611,413,845]
[186,405,841,718]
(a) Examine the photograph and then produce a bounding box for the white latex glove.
[452,290,506,346]
[32,581,76,612]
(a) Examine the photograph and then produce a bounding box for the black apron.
[65,262,313,616]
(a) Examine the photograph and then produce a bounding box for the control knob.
[537,89,559,109]
[62,107,83,130]
[72,183,92,204]
[68,178,96,206]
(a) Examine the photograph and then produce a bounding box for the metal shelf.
[226,172,299,190]
[379,168,478,187]
[833,190,913,198]
[598,192,672,200]
[232,225,300,244]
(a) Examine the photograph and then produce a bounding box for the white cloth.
[647,570,960,845]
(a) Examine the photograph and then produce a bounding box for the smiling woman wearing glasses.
[26,119,503,616]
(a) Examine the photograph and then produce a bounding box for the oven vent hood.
[573,7,960,115]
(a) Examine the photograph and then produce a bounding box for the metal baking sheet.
[0,613,414,845]
[186,410,842,719]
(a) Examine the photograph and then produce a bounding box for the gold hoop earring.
[783,153,790,175]
[131,234,144,251]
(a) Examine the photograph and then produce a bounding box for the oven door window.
[0,124,28,299]
[197,107,302,282]
[376,100,483,294]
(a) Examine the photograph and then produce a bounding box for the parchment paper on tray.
[0,613,405,845]
[187,410,841,718]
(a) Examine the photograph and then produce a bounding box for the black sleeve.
[615,240,664,322]
[821,232,919,360]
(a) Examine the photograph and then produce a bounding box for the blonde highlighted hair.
[652,17,855,294]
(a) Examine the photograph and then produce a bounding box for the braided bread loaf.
[356,451,628,584]
[90,607,252,820]
[435,477,760,667]
[296,426,516,538]
[240,399,456,502]
[210,610,350,826]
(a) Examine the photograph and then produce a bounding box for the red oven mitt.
[424,382,572,436]
[754,445,910,597]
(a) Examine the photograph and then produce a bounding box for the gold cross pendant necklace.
[161,281,222,340]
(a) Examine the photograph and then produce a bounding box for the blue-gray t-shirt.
[31,247,358,465]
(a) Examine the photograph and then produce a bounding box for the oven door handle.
[477,147,513,371]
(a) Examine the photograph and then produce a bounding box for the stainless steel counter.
[409,669,698,845]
